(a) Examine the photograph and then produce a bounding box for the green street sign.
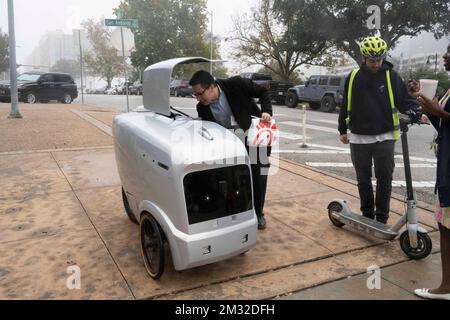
[105,19,138,28]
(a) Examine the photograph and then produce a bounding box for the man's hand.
[339,134,349,144]
[261,112,272,122]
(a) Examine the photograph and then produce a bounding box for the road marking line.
[278,132,311,140]
[273,150,351,154]
[300,143,349,151]
[310,119,338,125]
[374,181,436,188]
[279,121,337,133]
[399,155,437,163]
[306,162,436,168]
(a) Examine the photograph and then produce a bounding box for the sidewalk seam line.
[0,146,113,156]
[71,109,112,137]
[49,151,136,300]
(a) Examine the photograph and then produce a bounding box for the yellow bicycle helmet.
[360,36,388,59]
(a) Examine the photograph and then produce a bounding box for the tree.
[114,0,227,75]
[229,0,337,82]
[273,0,450,64]
[82,19,123,89]
[0,29,8,73]
[51,59,80,78]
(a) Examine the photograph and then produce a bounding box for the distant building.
[395,52,445,76]
[25,28,134,72]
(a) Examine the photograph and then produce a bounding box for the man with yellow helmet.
[338,36,420,224]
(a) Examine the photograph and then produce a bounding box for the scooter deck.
[340,210,398,240]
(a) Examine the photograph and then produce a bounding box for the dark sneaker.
[257,215,266,230]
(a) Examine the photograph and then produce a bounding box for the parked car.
[0,72,78,104]
[169,79,193,97]
[240,73,293,105]
[285,74,346,113]
[116,81,134,95]
[130,80,143,95]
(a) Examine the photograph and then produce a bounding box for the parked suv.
[0,72,78,104]
[240,73,293,105]
[285,75,346,113]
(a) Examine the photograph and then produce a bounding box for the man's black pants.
[248,146,271,218]
[350,140,395,223]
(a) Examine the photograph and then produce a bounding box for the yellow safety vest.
[345,68,400,140]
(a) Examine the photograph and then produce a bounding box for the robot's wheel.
[122,188,139,224]
[140,212,165,279]
[399,231,432,260]
[327,201,345,228]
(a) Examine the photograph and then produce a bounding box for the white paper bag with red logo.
[247,117,279,147]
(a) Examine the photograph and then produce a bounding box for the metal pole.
[120,26,129,112]
[300,104,308,148]
[78,30,84,104]
[7,0,21,118]
[435,52,438,74]
[209,11,213,75]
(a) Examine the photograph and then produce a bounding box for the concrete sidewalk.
[0,103,442,300]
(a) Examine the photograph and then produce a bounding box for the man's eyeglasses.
[193,85,210,97]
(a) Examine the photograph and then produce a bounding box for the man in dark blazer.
[189,70,273,229]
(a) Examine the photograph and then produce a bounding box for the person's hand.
[420,114,430,125]
[407,79,420,98]
[417,94,440,116]
[339,134,349,144]
[261,112,272,122]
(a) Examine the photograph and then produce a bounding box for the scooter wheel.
[399,231,432,260]
[140,212,165,279]
[328,202,345,228]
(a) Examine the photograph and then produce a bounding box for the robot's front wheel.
[399,231,432,260]
[328,202,345,228]
[140,212,165,279]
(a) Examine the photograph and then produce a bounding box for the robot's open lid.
[142,57,223,116]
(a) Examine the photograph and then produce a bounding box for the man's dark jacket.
[338,61,418,135]
[196,76,272,131]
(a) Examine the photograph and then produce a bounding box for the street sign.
[105,19,138,28]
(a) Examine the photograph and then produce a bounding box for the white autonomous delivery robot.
[112,57,258,279]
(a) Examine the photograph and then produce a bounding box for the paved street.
[75,94,439,205]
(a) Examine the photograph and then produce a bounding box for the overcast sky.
[0,0,448,74]
[0,0,255,70]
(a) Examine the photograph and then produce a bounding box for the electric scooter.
[327,112,432,260]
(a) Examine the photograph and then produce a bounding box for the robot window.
[184,165,253,224]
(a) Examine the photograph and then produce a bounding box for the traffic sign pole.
[105,18,138,112]
[120,26,129,112]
